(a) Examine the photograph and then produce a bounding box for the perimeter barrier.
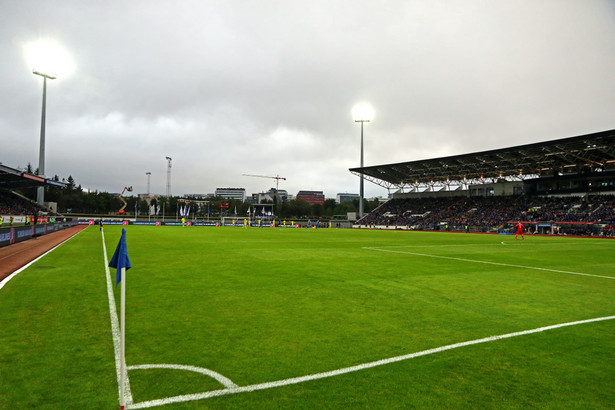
[0,219,78,248]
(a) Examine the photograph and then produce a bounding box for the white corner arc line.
[127,364,238,388]
[101,231,133,406]
[363,247,615,280]
[127,315,615,409]
[0,226,86,291]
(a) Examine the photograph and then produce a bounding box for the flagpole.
[109,228,131,408]
[119,266,126,409]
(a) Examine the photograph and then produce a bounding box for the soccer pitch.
[1,225,614,409]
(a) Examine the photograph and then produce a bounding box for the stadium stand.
[0,190,43,216]
[351,129,615,237]
[357,195,615,236]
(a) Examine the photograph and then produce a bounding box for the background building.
[297,190,325,205]
[336,193,359,204]
[215,187,246,202]
[251,188,288,204]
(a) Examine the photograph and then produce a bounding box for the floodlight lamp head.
[32,69,57,80]
[352,103,374,122]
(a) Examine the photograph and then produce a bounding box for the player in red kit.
[514,222,525,240]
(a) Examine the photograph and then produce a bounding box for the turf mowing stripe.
[126,315,615,409]
[101,230,133,407]
[364,247,615,280]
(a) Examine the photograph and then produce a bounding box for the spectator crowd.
[0,191,42,217]
[358,194,615,237]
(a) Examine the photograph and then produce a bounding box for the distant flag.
[261,207,266,215]
[156,205,161,215]
[109,228,131,285]
[234,206,237,216]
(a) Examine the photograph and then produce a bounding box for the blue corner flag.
[109,228,131,285]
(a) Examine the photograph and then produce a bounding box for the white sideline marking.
[128,364,238,388]
[384,241,613,248]
[101,231,133,406]
[0,227,85,291]
[364,247,615,280]
[127,315,615,409]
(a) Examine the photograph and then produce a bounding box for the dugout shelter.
[349,129,615,198]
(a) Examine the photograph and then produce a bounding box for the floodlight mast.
[33,69,57,206]
[165,157,172,197]
[145,172,151,195]
[353,103,373,219]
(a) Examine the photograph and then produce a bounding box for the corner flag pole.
[119,265,126,409]
[109,228,131,409]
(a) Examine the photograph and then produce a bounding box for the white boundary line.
[101,230,133,406]
[0,227,86,291]
[127,364,238,389]
[363,247,615,280]
[127,315,615,409]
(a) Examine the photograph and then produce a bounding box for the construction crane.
[242,174,286,191]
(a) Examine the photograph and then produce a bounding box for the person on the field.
[514,222,525,240]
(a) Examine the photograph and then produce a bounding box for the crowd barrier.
[0,221,78,248]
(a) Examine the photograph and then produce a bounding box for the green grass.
[1,226,614,409]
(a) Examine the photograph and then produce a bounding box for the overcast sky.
[1,1,614,199]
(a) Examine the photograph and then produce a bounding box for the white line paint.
[0,227,85,291]
[498,240,612,246]
[101,231,133,406]
[384,241,614,249]
[127,364,238,389]
[363,247,615,280]
[127,315,615,409]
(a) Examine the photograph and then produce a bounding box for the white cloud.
[1,0,614,200]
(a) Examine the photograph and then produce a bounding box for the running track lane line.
[126,315,615,409]
[363,247,615,280]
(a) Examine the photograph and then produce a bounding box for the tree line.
[16,168,381,219]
